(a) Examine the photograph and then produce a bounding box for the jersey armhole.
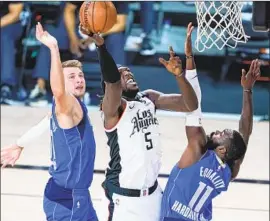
[104,102,127,132]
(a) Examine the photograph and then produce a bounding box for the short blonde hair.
[61,60,82,70]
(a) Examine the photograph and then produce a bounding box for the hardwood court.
[1,105,269,221]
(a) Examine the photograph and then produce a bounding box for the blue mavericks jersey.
[160,150,231,221]
[49,98,96,189]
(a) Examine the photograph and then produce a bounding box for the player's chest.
[121,107,158,138]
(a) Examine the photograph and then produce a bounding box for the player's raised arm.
[185,22,196,71]
[35,22,74,114]
[145,45,198,112]
[239,59,260,147]
[231,59,260,179]
[178,23,207,168]
[96,41,122,120]
[79,25,122,124]
[145,22,198,112]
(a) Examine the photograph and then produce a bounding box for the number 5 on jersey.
[144,132,153,150]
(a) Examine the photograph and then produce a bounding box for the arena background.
[1,1,269,221]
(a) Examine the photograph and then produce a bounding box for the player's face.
[63,67,86,98]
[209,129,234,158]
[118,67,139,92]
[210,129,233,146]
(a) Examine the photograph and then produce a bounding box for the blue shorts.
[43,178,98,221]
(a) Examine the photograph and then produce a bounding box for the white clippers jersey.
[103,93,162,190]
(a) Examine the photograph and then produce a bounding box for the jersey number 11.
[189,181,214,212]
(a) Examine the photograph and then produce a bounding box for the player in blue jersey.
[160,23,261,221]
[36,22,98,221]
[1,22,98,221]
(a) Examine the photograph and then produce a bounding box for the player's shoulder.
[199,150,217,162]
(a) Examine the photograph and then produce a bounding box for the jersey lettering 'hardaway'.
[103,94,162,189]
[49,98,96,189]
[160,150,231,221]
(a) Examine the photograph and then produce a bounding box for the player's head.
[101,65,139,99]
[206,129,247,166]
[62,60,86,99]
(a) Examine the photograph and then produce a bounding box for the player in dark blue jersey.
[160,23,261,221]
[1,22,98,220]
[37,23,97,221]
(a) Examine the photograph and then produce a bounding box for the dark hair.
[225,130,247,163]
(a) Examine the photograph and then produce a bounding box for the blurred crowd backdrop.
[0,1,269,117]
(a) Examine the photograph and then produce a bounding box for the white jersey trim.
[104,103,128,133]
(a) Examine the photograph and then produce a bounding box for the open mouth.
[126,79,137,86]
[76,86,83,90]
[126,79,134,84]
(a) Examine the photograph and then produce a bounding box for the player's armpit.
[180,126,207,168]
[186,126,207,145]
[54,93,76,115]
[102,82,122,122]
[178,142,204,169]
[144,89,191,112]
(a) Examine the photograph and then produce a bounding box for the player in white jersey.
[80,25,198,221]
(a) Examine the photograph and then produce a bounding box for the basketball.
[79,1,117,34]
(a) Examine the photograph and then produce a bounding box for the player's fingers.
[250,60,256,73]
[44,31,50,37]
[255,69,261,80]
[10,158,18,167]
[1,148,7,155]
[187,22,192,32]
[187,23,194,36]
[159,58,168,66]
[80,24,91,36]
[93,34,100,41]
[254,60,261,74]
[0,153,8,161]
[169,46,175,58]
[253,59,259,72]
[1,150,10,159]
[35,24,41,39]
[241,69,246,78]
[248,60,254,73]
[1,155,12,163]
[37,22,43,34]
[1,162,9,168]
[174,56,181,61]
[189,26,194,36]
[1,157,12,168]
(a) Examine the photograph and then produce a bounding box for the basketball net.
[195,1,250,52]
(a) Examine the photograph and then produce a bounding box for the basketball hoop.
[195,1,250,52]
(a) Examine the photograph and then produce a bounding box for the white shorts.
[99,185,163,221]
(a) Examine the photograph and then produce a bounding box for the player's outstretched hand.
[79,24,104,46]
[185,22,194,56]
[36,22,58,49]
[1,144,23,168]
[159,46,183,76]
[241,59,261,90]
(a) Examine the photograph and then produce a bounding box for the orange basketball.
[79,1,117,34]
